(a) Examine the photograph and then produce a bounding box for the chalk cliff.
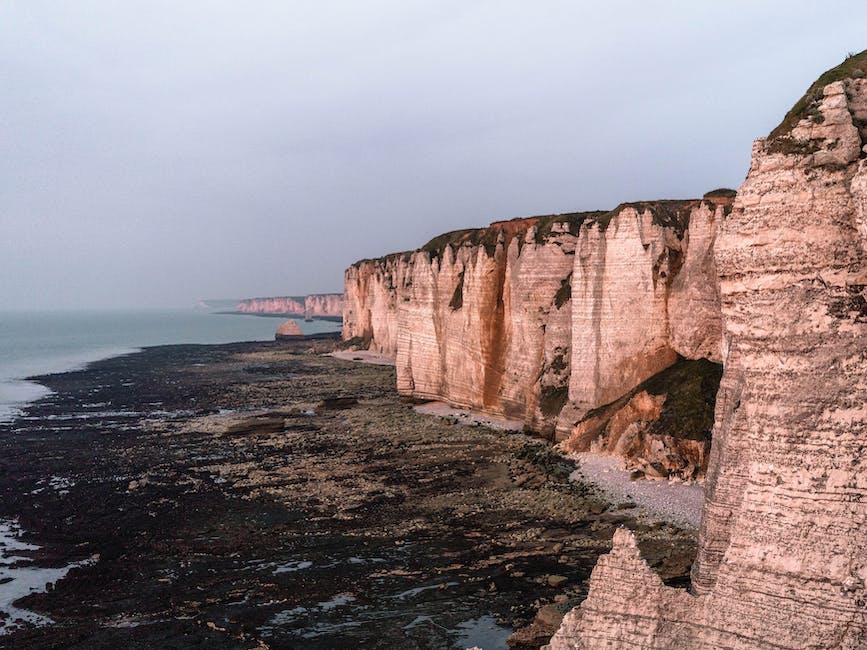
[304,293,344,320]
[237,296,305,315]
[345,201,727,445]
[545,54,867,649]
[237,294,344,320]
[343,253,409,355]
[395,215,587,434]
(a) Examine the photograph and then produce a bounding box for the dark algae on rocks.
[0,340,695,649]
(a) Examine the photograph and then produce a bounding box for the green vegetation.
[574,357,723,444]
[420,211,606,259]
[449,271,465,310]
[591,200,695,234]
[338,336,370,350]
[532,211,603,244]
[767,136,824,156]
[549,351,568,374]
[421,229,481,259]
[643,358,723,441]
[539,385,569,417]
[553,273,572,309]
[768,49,867,143]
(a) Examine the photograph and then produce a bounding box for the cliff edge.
[545,51,867,649]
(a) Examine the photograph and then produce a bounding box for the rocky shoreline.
[0,339,696,649]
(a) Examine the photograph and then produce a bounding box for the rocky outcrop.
[559,359,722,481]
[304,293,344,321]
[546,53,867,649]
[275,319,304,340]
[557,199,725,439]
[237,296,305,315]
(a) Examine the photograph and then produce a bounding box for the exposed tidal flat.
[0,309,342,424]
[0,340,695,648]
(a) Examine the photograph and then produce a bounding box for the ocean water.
[0,309,341,423]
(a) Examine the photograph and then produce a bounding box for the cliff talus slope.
[546,57,867,649]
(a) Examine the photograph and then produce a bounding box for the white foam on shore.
[0,346,139,425]
[567,453,705,528]
[328,350,396,366]
[0,519,96,636]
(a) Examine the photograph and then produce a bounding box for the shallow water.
[0,309,340,422]
[0,519,95,636]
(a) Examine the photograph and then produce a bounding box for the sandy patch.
[567,453,704,528]
[328,350,396,366]
[413,401,525,432]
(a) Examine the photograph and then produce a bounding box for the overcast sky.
[1,1,865,309]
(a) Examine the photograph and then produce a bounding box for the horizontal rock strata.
[275,319,304,340]
[546,54,867,649]
[343,253,410,355]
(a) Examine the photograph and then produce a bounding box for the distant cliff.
[304,293,344,321]
[236,293,343,320]
[237,296,306,315]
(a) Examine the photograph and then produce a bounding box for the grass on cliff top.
[357,199,707,266]
[590,200,697,234]
[768,49,867,143]
[350,250,414,268]
[703,188,736,199]
[419,212,605,258]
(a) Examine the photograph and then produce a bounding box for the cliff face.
[304,293,344,320]
[237,294,344,320]
[343,253,408,355]
[394,216,584,433]
[558,200,724,434]
[236,296,305,315]
[346,203,726,442]
[546,63,867,649]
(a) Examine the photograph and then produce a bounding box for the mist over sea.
[0,309,340,422]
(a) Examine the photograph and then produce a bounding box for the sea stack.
[275,319,304,341]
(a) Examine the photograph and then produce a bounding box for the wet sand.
[0,340,697,649]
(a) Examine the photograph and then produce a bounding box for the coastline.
[0,310,343,425]
[0,339,697,647]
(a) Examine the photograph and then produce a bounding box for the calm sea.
[0,309,341,423]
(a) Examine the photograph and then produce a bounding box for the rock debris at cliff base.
[0,340,695,649]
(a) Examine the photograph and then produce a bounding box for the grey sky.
[1,1,865,309]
